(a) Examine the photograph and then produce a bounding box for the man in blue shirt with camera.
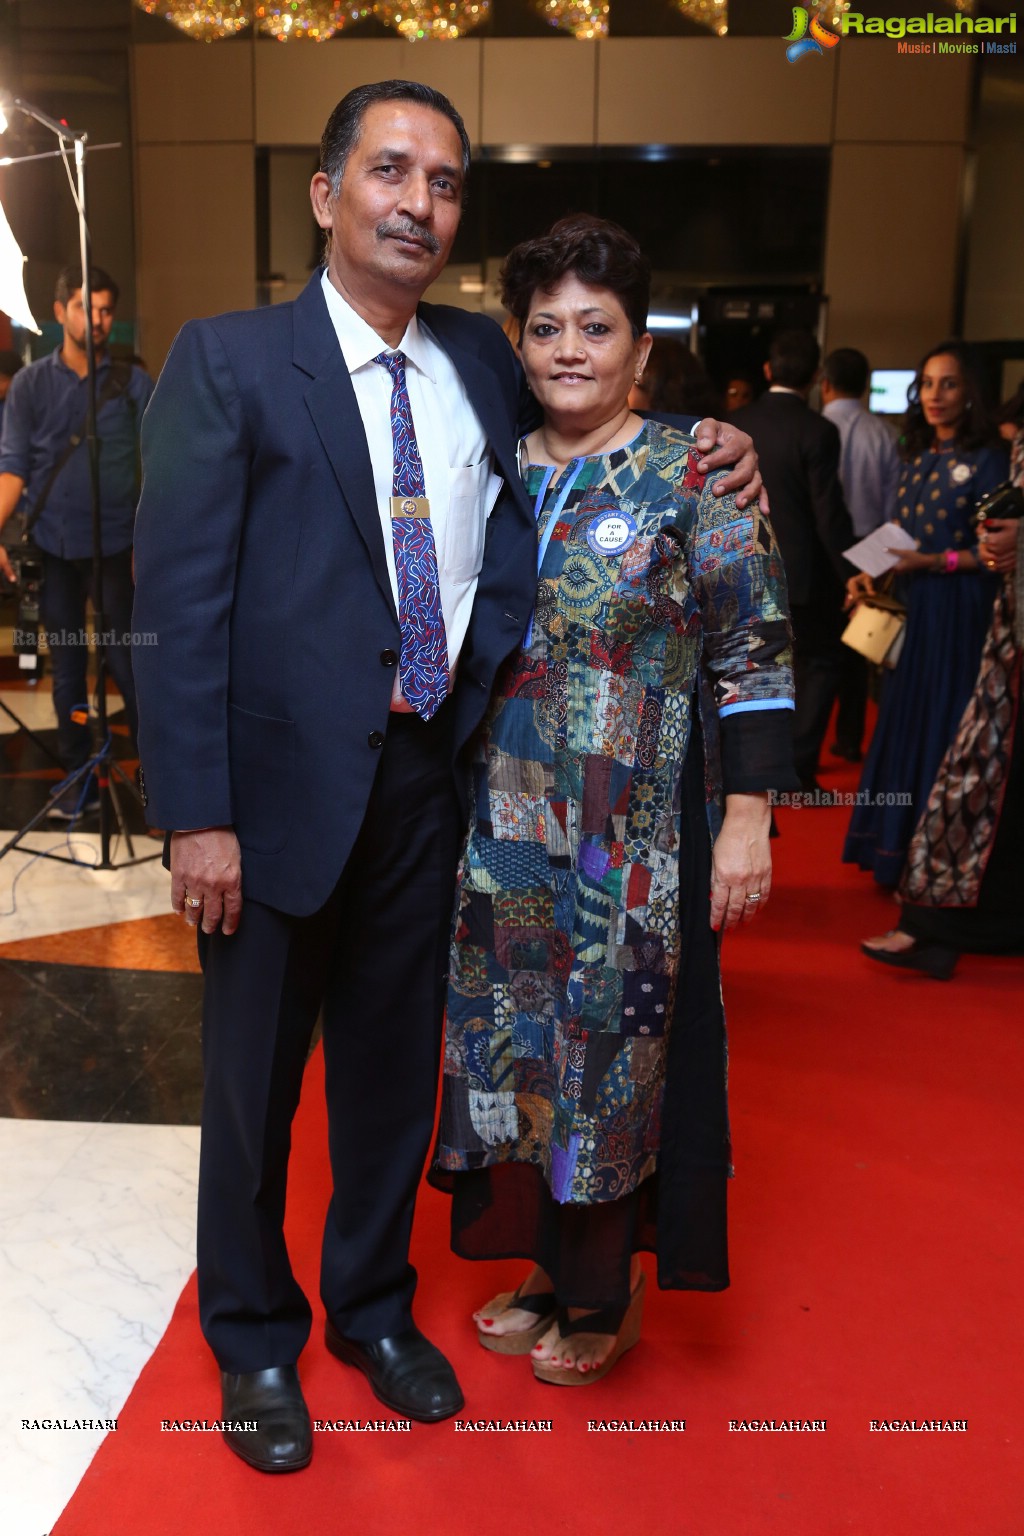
[0,264,153,816]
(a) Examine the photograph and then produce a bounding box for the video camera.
[2,540,44,675]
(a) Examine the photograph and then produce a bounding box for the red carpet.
[52,761,1024,1536]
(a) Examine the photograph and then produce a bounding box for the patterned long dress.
[898,435,1024,953]
[432,421,794,1304]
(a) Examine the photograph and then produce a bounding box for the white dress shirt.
[320,271,499,706]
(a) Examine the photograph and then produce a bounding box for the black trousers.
[790,598,846,784]
[196,704,462,1373]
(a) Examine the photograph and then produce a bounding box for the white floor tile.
[0,686,59,734]
[0,1119,200,1536]
[0,831,170,942]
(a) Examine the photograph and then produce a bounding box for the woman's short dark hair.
[997,383,1024,431]
[901,339,998,457]
[500,215,650,343]
[320,79,471,198]
[640,336,721,418]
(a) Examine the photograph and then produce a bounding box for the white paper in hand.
[843,521,918,578]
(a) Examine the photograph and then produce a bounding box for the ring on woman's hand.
[184,895,203,908]
[745,892,762,903]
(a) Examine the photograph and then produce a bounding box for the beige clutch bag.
[842,594,907,669]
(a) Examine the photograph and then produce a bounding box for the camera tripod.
[0,684,155,872]
[0,90,158,873]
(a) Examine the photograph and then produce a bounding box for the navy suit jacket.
[132,271,537,916]
[730,391,854,609]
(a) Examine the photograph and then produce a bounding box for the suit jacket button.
[380,649,398,667]
[368,730,385,749]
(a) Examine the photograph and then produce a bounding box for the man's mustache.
[375,220,441,256]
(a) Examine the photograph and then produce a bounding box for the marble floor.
[1,1121,200,1536]
[1,676,204,1536]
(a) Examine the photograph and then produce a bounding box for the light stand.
[0,92,157,871]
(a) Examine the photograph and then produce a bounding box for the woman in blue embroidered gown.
[430,217,796,1383]
[842,342,1005,886]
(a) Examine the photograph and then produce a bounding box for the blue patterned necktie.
[374,350,449,719]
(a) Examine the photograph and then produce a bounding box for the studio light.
[0,90,40,332]
[0,195,40,334]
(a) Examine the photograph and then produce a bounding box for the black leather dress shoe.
[220,1365,312,1472]
[324,1320,464,1422]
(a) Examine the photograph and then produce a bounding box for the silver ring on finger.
[184,895,203,908]
[745,892,762,904]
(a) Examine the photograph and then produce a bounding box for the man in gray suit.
[820,346,900,760]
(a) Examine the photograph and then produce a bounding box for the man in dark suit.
[132,80,764,1474]
[732,330,855,792]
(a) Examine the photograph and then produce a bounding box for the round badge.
[950,462,972,485]
[586,511,637,557]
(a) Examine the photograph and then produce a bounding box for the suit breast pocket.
[445,460,499,582]
[228,702,295,856]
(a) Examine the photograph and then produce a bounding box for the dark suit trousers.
[790,600,846,784]
[196,703,462,1373]
[834,645,870,756]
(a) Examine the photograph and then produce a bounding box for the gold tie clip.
[390,496,431,519]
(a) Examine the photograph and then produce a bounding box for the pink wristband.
[945,549,959,573]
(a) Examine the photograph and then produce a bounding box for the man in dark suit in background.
[732,330,854,793]
[132,80,764,1475]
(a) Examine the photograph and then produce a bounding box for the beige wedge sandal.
[476,1283,557,1355]
[531,1272,646,1385]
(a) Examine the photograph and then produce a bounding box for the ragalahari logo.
[784,4,842,62]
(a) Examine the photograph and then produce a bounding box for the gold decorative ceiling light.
[374,2,490,39]
[532,1,609,40]
[135,1,252,40]
[255,2,374,39]
[809,0,850,31]
[672,0,728,37]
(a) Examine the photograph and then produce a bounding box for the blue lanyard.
[523,456,586,650]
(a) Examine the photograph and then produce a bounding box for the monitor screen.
[869,370,915,415]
